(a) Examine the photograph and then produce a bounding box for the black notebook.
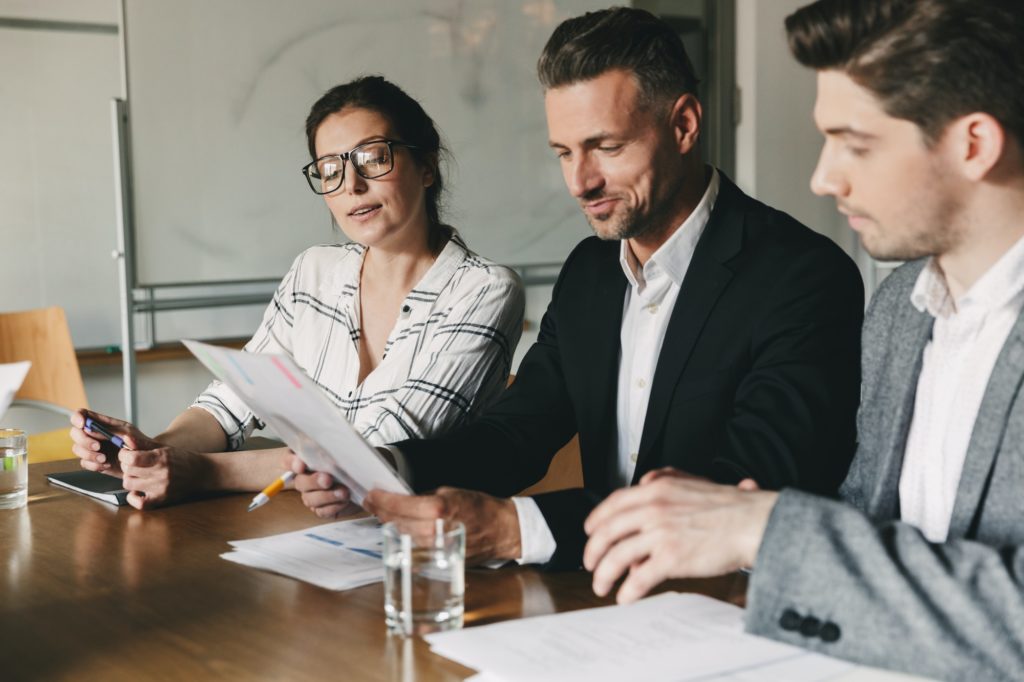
[46,470,130,506]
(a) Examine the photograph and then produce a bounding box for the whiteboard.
[125,0,603,286]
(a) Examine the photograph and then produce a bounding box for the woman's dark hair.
[537,6,700,112]
[305,75,449,248]
[786,0,1024,148]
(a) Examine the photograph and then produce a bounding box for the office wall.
[734,0,856,256]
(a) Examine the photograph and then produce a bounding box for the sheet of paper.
[0,361,31,419]
[222,517,384,591]
[183,340,410,505]
[426,592,853,682]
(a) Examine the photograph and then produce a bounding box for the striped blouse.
[191,231,525,450]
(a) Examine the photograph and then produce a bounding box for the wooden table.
[0,460,748,681]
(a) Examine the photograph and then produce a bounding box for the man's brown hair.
[786,0,1024,147]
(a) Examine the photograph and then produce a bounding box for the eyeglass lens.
[309,141,393,194]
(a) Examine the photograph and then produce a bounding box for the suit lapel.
[866,306,933,519]
[582,242,627,489]
[633,180,741,478]
[947,320,1024,537]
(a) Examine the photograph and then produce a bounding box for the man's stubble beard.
[585,177,685,243]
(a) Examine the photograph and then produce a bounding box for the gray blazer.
[745,260,1024,681]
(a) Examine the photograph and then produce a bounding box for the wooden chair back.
[0,306,88,412]
[506,374,583,495]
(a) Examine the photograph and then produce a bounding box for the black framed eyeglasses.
[301,139,419,195]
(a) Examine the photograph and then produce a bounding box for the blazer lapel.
[580,243,627,490]
[947,319,1024,538]
[865,307,933,519]
[633,180,741,478]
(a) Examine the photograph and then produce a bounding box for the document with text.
[184,340,410,505]
[427,592,854,682]
[222,517,384,590]
[0,361,31,419]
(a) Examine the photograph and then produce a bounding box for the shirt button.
[799,616,822,638]
[820,622,841,643]
[637,378,647,389]
[647,304,659,314]
[779,609,801,631]
[629,452,638,463]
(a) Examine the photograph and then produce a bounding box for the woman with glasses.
[69,76,525,512]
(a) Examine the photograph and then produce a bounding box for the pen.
[248,470,297,512]
[84,417,133,451]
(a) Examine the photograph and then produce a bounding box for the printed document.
[222,517,383,590]
[184,340,410,505]
[427,592,854,682]
[0,361,31,419]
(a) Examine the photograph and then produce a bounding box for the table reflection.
[72,501,170,590]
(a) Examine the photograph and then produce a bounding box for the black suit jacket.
[397,174,864,569]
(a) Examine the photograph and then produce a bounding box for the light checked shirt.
[192,231,525,450]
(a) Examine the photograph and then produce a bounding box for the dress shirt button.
[647,303,659,314]
[636,378,647,389]
[799,616,822,638]
[629,452,638,463]
[779,609,801,631]
[819,622,841,643]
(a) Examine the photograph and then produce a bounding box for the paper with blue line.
[183,339,411,505]
[222,517,385,590]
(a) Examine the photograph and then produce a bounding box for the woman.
[70,76,525,510]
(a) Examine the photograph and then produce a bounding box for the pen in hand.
[84,417,133,451]
[248,471,297,512]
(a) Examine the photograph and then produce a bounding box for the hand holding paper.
[289,453,360,518]
[183,340,411,507]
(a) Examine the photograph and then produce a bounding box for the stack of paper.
[222,517,384,591]
[426,592,854,682]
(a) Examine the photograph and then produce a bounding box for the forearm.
[200,448,292,492]
[156,407,230,453]
[156,409,289,493]
[747,489,1024,680]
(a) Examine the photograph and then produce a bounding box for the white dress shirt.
[513,169,721,564]
[899,234,1024,542]
[192,231,524,450]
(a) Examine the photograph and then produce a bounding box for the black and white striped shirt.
[192,232,525,450]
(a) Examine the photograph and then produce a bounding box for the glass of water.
[0,429,28,509]
[383,519,465,637]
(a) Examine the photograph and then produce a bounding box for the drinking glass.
[0,429,28,509]
[383,520,465,636]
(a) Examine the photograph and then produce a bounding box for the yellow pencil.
[247,471,297,512]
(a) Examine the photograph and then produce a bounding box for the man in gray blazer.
[583,1,1024,680]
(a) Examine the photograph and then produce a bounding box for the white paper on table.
[0,361,31,419]
[426,592,853,682]
[183,340,410,505]
[221,517,385,590]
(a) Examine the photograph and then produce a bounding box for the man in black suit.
[295,7,864,568]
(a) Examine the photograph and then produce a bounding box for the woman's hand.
[286,453,358,518]
[118,445,213,509]
[70,409,211,509]
[70,409,158,475]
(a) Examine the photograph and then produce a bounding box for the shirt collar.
[911,233,1024,319]
[619,167,720,290]
[324,227,469,302]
